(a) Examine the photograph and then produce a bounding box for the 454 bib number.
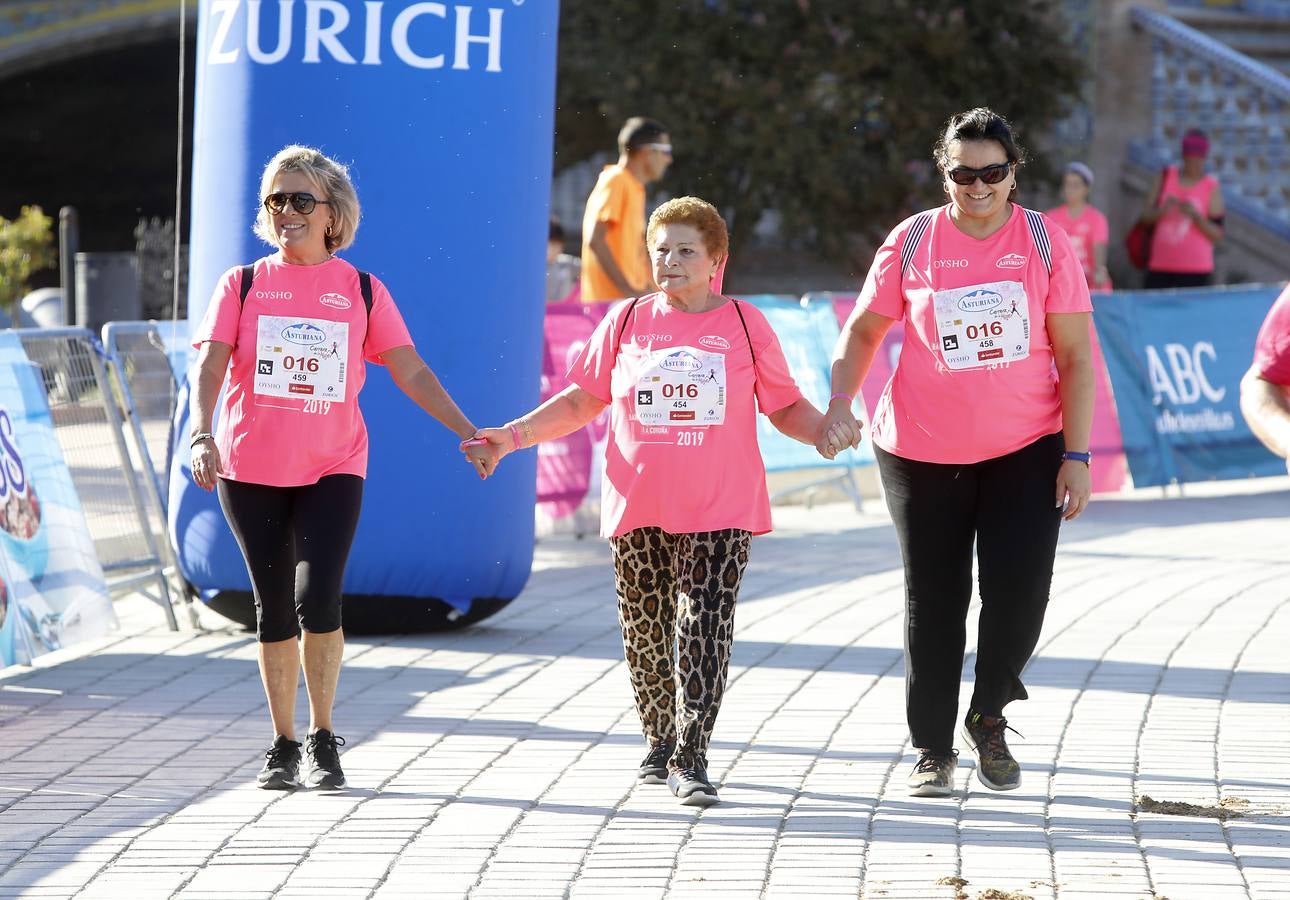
[933,280,1030,371]
[254,315,349,403]
[633,346,726,426]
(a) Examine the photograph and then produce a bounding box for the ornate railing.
[1131,6,1290,241]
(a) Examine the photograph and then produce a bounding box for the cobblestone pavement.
[1,481,1287,900]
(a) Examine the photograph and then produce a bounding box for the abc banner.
[171,0,560,627]
[0,334,114,667]
[1094,284,1287,488]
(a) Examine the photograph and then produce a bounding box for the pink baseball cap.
[1181,129,1210,158]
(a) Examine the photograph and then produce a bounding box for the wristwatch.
[1062,450,1091,466]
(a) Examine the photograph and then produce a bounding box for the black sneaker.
[257,735,302,790]
[667,765,719,807]
[961,710,1021,791]
[305,729,347,790]
[907,749,957,797]
[639,741,675,784]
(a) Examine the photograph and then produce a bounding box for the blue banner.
[1093,283,1287,488]
[0,333,114,666]
[739,295,874,472]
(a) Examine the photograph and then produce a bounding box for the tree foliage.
[556,0,1084,268]
[0,206,56,317]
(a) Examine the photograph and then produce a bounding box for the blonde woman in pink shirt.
[1140,129,1225,289]
[189,146,494,792]
[821,108,1095,798]
[468,197,837,807]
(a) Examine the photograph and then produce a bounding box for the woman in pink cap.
[1140,129,1225,289]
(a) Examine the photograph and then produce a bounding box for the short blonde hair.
[253,145,360,253]
[647,196,729,262]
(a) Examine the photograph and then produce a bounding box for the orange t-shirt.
[580,164,649,302]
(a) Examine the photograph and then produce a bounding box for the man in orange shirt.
[580,117,673,302]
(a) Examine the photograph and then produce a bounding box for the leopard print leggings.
[610,526,752,772]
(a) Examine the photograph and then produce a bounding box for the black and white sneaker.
[907,749,958,797]
[305,729,347,790]
[667,766,719,807]
[639,741,675,784]
[257,735,302,790]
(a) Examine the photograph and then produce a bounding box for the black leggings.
[217,475,364,642]
[875,433,1064,753]
[1144,270,1212,289]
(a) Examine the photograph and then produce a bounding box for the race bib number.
[933,280,1030,371]
[254,315,349,402]
[633,345,726,426]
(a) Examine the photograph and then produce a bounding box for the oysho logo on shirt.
[319,293,351,310]
[698,335,731,351]
[996,253,1026,269]
[934,259,969,269]
[281,323,327,346]
[255,290,293,300]
[633,333,673,345]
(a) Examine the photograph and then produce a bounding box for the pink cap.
[1181,130,1210,158]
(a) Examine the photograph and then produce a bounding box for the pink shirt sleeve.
[362,276,414,364]
[1091,208,1109,245]
[567,299,630,403]
[191,266,244,348]
[857,221,908,320]
[1043,223,1094,313]
[743,305,803,416]
[1254,287,1290,385]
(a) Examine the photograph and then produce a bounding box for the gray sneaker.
[961,710,1021,791]
[907,749,957,797]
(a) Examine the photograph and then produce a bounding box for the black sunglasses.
[263,191,332,215]
[946,163,1012,186]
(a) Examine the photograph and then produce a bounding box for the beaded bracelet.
[508,423,523,451]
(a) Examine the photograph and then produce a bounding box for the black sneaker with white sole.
[305,729,347,790]
[257,735,302,790]
[907,749,958,797]
[639,741,675,784]
[667,765,719,807]
[961,709,1022,791]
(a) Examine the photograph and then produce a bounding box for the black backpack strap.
[730,298,756,367]
[612,296,643,359]
[358,271,374,316]
[238,264,254,306]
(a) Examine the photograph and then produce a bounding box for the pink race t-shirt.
[192,255,414,487]
[859,204,1092,465]
[1253,284,1290,386]
[1046,204,1110,289]
[1148,166,1219,274]
[568,293,803,538]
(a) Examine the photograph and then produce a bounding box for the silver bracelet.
[190,432,214,448]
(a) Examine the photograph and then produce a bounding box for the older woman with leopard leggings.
[467,197,846,806]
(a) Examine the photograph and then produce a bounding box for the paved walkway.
[1,481,1288,900]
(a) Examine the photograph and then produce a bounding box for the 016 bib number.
[254,315,349,403]
[933,280,1030,371]
[633,345,726,426]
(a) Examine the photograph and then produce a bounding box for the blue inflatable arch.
[169,0,559,631]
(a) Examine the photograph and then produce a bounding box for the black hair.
[549,216,565,243]
[618,117,668,155]
[933,107,1027,171]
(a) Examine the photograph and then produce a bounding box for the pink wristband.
[508,423,522,451]
[830,392,852,404]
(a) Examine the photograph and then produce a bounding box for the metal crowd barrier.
[17,327,185,629]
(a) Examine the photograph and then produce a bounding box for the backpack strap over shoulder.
[238,265,255,306]
[899,211,935,279]
[614,296,644,353]
[358,271,374,316]
[1022,207,1053,274]
[729,298,756,367]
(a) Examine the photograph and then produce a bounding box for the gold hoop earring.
[326,223,334,237]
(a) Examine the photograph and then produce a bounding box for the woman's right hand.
[461,428,515,478]
[191,438,222,492]
[815,402,862,460]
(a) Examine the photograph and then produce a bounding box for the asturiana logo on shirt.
[319,293,351,310]
[660,351,702,372]
[996,253,1026,269]
[957,290,1003,313]
[281,323,327,346]
[698,335,731,351]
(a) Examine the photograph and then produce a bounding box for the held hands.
[459,428,513,480]
[815,400,863,460]
[1055,460,1092,521]
[190,438,222,492]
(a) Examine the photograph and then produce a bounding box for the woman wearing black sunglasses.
[188,145,495,791]
[821,107,1095,798]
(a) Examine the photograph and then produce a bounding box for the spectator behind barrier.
[823,106,1094,800]
[1138,129,1225,289]
[1048,162,1111,291]
[466,197,835,808]
[188,145,494,793]
[1239,284,1290,473]
[579,116,672,302]
[546,217,581,303]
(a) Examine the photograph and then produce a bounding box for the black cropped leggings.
[875,433,1065,753]
[217,475,363,642]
